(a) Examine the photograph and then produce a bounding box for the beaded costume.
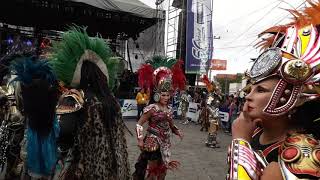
[200,75,221,148]
[133,56,186,180]
[227,1,320,179]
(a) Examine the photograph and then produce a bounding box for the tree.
[216,73,243,94]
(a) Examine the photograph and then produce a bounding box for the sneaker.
[182,120,189,125]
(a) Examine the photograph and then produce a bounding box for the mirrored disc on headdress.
[249,48,282,81]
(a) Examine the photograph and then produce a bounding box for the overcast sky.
[140,0,307,75]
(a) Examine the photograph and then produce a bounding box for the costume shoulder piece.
[279,133,320,179]
[143,104,173,114]
[56,89,84,114]
[143,104,160,113]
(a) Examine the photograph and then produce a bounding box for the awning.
[0,0,162,39]
[71,0,159,18]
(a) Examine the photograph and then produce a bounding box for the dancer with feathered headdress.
[50,27,130,180]
[11,57,60,179]
[200,75,221,148]
[133,56,185,180]
[227,1,320,179]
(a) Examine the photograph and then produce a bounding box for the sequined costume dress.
[133,104,180,179]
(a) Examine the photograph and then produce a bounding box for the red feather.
[201,75,214,92]
[201,75,210,85]
[138,64,154,89]
[171,59,186,90]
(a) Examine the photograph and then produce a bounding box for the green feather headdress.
[146,55,178,69]
[50,27,120,90]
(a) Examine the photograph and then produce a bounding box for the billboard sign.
[186,0,213,74]
[216,74,237,80]
[210,59,227,70]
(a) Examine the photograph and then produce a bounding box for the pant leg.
[137,105,142,120]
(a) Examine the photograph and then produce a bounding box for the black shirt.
[250,129,282,163]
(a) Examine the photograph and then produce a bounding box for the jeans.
[137,104,146,121]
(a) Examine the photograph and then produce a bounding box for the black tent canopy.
[0,0,162,39]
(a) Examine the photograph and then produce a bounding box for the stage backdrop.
[186,0,213,74]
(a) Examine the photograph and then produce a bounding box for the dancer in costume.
[133,56,185,180]
[10,57,60,179]
[50,27,130,180]
[227,2,320,179]
[0,47,28,179]
[198,92,210,132]
[179,89,189,124]
[200,75,221,148]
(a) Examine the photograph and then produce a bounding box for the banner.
[186,102,200,122]
[121,99,138,118]
[219,111,229,122]
[210,59,227,70]
[186,0,213,74]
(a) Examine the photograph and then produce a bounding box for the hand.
[137,139,144,151]
[260,162,282,180]
[177,131,184,140]
[232,111,261,141]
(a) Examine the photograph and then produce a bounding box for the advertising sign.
[186,102,200,122]
[186,0,213,74]
[121,99,138,118]
[216,74,237,80]
[219,111,229,122]
[210,59,227,70]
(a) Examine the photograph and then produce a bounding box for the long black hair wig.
[11,57,59,137]
[79,61,120,130]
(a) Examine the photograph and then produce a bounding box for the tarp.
[71,0,159,18]
[121,19,165,72]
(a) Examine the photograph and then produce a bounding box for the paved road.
[124,119,231,180]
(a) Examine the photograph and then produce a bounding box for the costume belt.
[147,127,169,140]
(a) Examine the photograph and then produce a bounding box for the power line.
[223,1,283,46]
[214,0,279,31]
[214,44,254,49]
[226,0,307,60]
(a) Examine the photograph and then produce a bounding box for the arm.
[136,110,153,150]
[167,112,183,139]
[136,93,140,101]
[227,112,263,180]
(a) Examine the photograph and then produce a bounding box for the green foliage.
[216,73,243,94]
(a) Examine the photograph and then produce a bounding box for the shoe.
[182,121,189,125]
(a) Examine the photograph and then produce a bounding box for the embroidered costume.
[227,2,320,179]
[133,56,186,180]
[200,75,221,148]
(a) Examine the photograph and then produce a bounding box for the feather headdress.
[138,56,186,92]
[50,26,121,90]
[200,75,216,93]
[248,0,320,115]
[10,57,59,178]
[11,58,56,86]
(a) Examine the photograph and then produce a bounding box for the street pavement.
[124,119,231,180]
